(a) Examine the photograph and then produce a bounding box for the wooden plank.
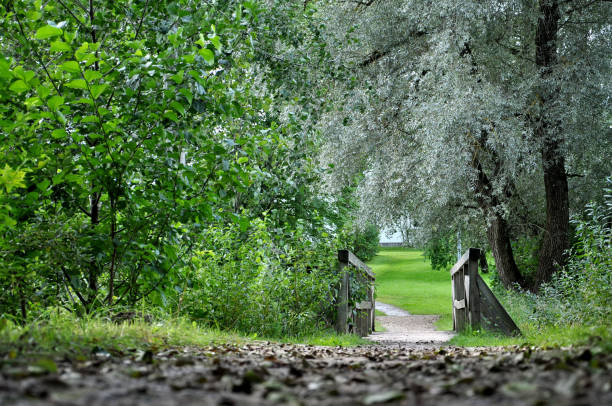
[450,250,470,276]
[464,270,470,310]
[451,272,456,331]
[355,310,367,336]
[355,301,372,310]
[338,250,375,279]
[370,286,375,332]
[450,248,480,276]
[454,268,467,331]
[467,249,481,328]
[476,274,521,336]
[335,262,349,334]
[453,299,466,309]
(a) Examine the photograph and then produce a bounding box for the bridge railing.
[335,250,375,337]
[450,248,521,335]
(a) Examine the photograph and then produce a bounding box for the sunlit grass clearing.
[368,248,453,330]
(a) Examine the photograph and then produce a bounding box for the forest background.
[0,0,610,346]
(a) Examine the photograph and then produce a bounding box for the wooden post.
[370,284,375,333]
[336,260,349,334]
[453,265,467,331]
[336,250,376,336]
[467,248,481,328]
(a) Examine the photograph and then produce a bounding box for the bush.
[345,223,380,262]
[495,182,611,330]
[424,232,456,271]
[171,218,340,337]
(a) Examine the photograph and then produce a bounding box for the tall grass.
[0,310,246,358]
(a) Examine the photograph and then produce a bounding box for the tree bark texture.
[487,215,526,289]
[534,0,569,288]
[472,159,527,289]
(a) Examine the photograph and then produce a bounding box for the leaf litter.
[1,342,611,405]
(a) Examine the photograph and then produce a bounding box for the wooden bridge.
[334,248,520,337]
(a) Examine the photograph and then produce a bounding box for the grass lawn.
[367,247,453,330]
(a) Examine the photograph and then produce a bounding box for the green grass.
[450,324,612,351]
[0,311,370,360]
[367,248,611,350]
[368,247,452,331]
[0,311,247,359]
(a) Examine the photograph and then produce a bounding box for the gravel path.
[367,302,455,346]
[374,301,411,316]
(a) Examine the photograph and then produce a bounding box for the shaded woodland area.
[0,1,611,404]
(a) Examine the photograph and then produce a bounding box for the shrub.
[172,218,340,337]
[346,223,380,262]
[496,181,611,330]
[424,232,456,271]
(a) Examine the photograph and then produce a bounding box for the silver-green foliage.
[319,0,611,246]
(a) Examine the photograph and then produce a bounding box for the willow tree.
[320,0,611,289]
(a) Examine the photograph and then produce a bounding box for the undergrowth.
[0,311,246,359]
[0,310,369,361]
[452,189,612,351]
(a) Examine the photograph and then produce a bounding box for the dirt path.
[2,343,610,405]
[367,302,454,347]
[374,302,410,317]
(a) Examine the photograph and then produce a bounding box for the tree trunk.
[87,189,100,306]
[472,157,527,289]
[487,215,526,289]
[534,0,569,288]
[536,137,569,287]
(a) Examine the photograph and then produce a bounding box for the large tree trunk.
[472,157,527,289]
[487,215,526,289]
[534,0,569,288]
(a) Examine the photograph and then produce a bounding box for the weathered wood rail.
[450,248,521,336]
[336,250,376,337]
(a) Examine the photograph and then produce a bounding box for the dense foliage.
[1,0,609,341]
[0,0,353,336]
[319,0,611,289]
[497,183,611,330]
[344,222,379,262]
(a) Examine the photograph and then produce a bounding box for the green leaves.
[9,80,28,94]
[170,101,186,116]
[35,25,62,40]
[51,129,68,139]
[50,41,71,53]
[0,0,334,323]
[65,79,87,89]
[171,70,184,84]
[47,95,64,111]
[0,165,27,193]
[84,70,102,82]
[209,35,222,51]
[91,84,108,100]
[199,48,215,65]
[60,61,80,73]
